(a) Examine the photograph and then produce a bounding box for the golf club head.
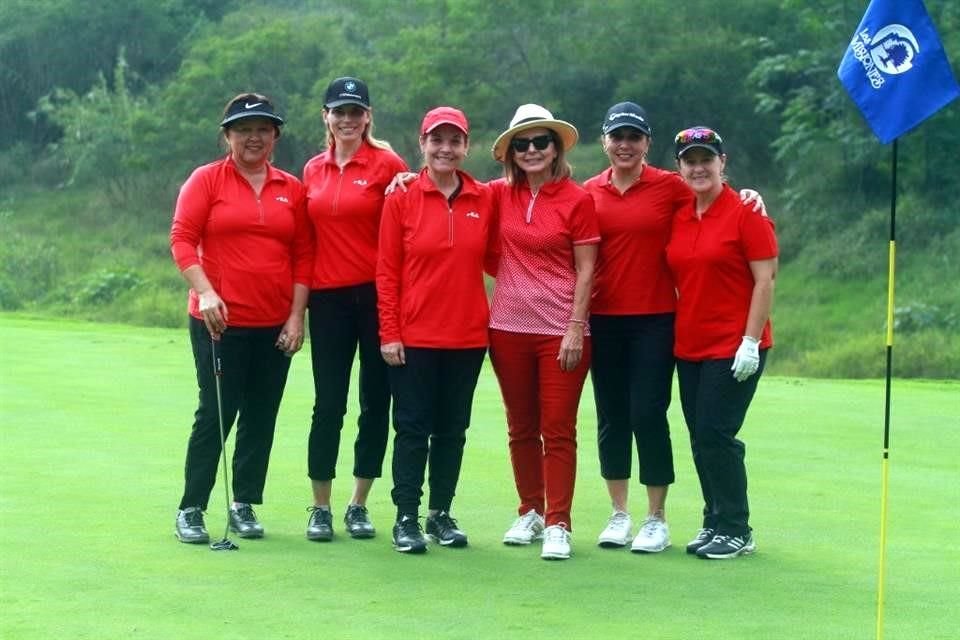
[210,538,239,551]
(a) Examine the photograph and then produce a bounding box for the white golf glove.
[731,336,760,382]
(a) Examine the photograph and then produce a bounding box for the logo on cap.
[245,102,264,109]
[345,81,357,92]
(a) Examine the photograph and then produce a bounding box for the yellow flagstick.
[876,139,898,640]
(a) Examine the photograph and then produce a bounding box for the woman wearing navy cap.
[584,103,765,555]
[302,77,408,542]
[666,126,778,559]
[377,106,498,553]
[170,92,312,543]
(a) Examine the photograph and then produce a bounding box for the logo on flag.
[838,0,959,144]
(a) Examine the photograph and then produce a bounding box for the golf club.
[209,335,238,551]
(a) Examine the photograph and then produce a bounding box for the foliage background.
[1,0,958,378]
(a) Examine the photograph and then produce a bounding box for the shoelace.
[307,506,331,524]
[609,512,630,527]
[234,505,257,522]
[434,512,459,532]
[398,516,423,537]
[184,509,204,527]
[516,511,540,530]
[639,517,663,535]
[346,505,369,522]
[544,525,569,544]
[695,528,714,541]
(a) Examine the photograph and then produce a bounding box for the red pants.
[489,329,592,529]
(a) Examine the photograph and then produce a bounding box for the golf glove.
[731,336,760,382]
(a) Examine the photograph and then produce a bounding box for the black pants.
[389,347,486,517]
[179,317,291,510]
[307,283,390,481]
[590,313,676,486]
[676,350,767,536]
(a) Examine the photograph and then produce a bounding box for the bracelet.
[568,318,586,325]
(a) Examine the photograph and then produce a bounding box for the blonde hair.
[323,108,393,151]
[502,130,572,186]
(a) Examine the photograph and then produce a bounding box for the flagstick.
[876,138,897,640]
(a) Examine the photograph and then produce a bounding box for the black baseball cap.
[219,95,285,128]
[324,77,370,109]
[602,102,652,137]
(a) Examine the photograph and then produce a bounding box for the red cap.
[421,106,469,135]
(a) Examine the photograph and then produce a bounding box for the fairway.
[1,317,957,639]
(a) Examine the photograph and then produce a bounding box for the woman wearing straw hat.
[170,92,312,543]
[377,106,498,553]
[301,77,408,542]
[489,104,600,561]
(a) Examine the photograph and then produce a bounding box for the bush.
[75,269,143,305]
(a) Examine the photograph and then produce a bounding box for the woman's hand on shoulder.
[385,172,417,195]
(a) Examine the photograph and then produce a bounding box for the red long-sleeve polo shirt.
[666,184,778,360]
[376,169,497,348]
[583,165,691,315]
[170,156,313,327]
[303,142,408,289]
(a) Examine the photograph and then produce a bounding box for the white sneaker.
[541,524,572,560]
[503,509,545,545]
[597,511,632,548]
[630,516,671,553]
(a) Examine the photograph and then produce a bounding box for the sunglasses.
[510,134,554,152]
[608,130,645,142]
[675,127,722,145]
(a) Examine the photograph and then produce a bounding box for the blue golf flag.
[837,0,959,144]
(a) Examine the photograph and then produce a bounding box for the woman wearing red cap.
[584,102,765,555]
[489,104,600,561]
[376,106,498,553]
[170,92,312,544]
[666,126,778,560]
[302,77,408,542]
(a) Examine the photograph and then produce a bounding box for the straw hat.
[491,103,579,162]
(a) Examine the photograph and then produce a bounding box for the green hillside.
[2,0,958,378]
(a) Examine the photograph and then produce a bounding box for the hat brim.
[220,111,285,128]
[324,99,370,109]
[603,122,651,136]
[492,119,579,162]
[676,142,722,158]
[424,119,469,135]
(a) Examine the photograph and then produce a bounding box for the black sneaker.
[685,527,715,554]
[696,532,756,559]
[175,507,209,544]
[229,504,264,538]
[426,511,468,547]
[344,504,376,539]
[306,506,334,541]
[392,515,428,554]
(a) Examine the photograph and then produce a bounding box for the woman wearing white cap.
[376,106,498,553]
[170,93,312,543]
[489,104,600,560]
[302,77,409,542]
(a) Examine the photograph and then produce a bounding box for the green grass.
[1,317,957,638]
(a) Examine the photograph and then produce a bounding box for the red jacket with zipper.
[170,156,312,327]
[303,142,408,289]
[376,169,497,348]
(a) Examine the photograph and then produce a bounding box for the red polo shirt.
[583,165,691,315]
[303,142,408,289]
[377,169,497,348]
[488,177,600,336]
[666,184,778,360]
[170,156,313,327]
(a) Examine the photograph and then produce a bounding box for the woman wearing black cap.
[170,92,313,544]
[302,77,409,542]
[666,126,778,559]
[584,103,765,555]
